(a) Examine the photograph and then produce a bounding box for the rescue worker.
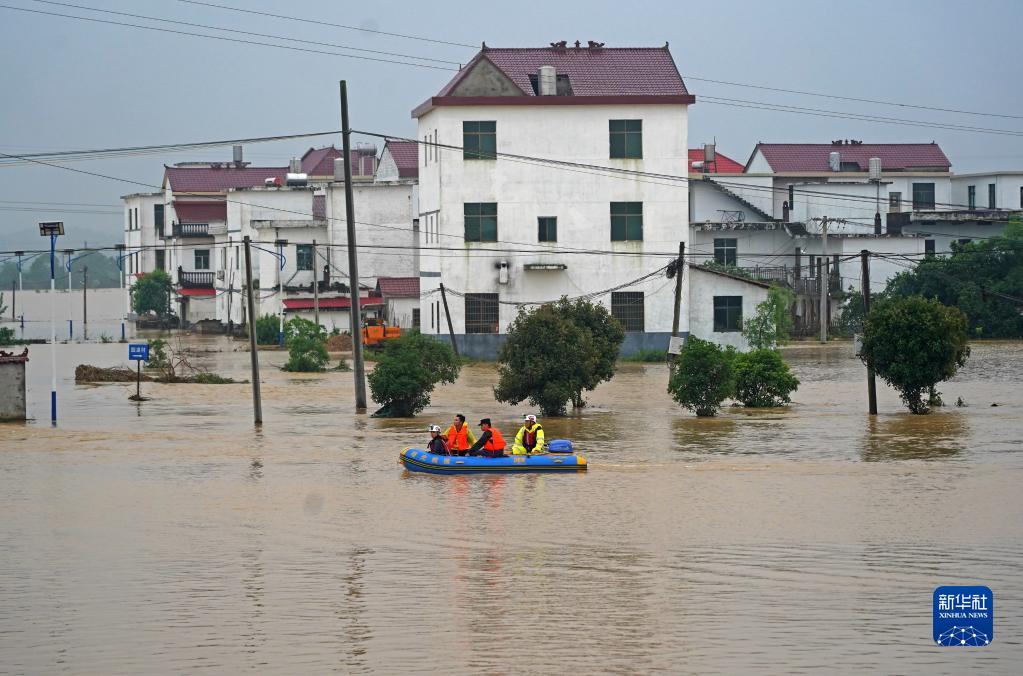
[512,414,545,455]
[427,424,450,455]
[467,418,506,458]
[443,413,477,457]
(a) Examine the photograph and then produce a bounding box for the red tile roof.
[176,287,215,297]
[688,149,744,174]
[376,276,420,298]
[165,165,286,193]
[750,143,951,172]
[283,295,384,310]
[301,146,377,177]
[382,140,419,179]
[173,201,227,222]
[436,45,691,98]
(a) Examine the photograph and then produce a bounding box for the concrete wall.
[0,355,28,421]
[952,174,1023,210]
[417,102,690,338]
[690,223,794,268]
[122,193,163,293]
[326,182,417,287]
[687,267,770,351]
[776,176,954,230]
[385,297,419,328]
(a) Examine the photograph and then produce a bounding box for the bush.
[859,296,970,414]
[667,337,735,417]
[622,347,665,363]
[254,314,280,345]
[742,287,795,350]
[146,338,169,369]
[0,326,16,345]
[494,298,625,415]
[732,349,800,407]
[368,331,460,417]
[130,270,174,316]
[282,317,328,372]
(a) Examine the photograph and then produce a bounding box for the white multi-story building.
[121,192,164,296]
[415,41,696,357]
[952,171,1023,212]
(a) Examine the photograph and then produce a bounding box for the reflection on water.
[0,339,1021,673]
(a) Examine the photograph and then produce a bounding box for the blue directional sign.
[128,343,150,362]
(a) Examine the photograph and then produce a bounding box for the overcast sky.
[2,0,1021,250]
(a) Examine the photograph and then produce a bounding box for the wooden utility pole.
[312,239,320,327]
[340,80,367,411]
[861,250,877,415]
[819,217,829,343]
[670,241,685,337]
[243,236,263,425]
[82,267,87,329]
[439,283,458,356]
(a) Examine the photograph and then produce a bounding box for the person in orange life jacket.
[467,418,506,458]
[443,413,477,456]
[512,414,545,455]
[427,424,450,455]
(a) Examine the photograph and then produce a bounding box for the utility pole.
[312,239,320,327]
[65,249,74,341]
[82,267,88,332]
[861,250,878,415]
[11,280,15,320]
[670,241,685,338]
[340,80,367,411]
[275,238,287,347]
[818,217,829,343]
[243,236,263,425]
[439,283,458,356]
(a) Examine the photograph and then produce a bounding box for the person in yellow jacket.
[512,414,545,455]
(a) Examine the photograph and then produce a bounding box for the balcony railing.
[178,268,214,288]
[171,222,211,238]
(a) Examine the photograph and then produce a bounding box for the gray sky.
[2,0,1022,251]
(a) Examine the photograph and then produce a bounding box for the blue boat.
[399,447,587,474]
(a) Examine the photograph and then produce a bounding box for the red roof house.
[376,277,420,298]
[300,146,377,178]
[379,140,419,179]
[164,165,286,193]
[746,142,951,173]
[688,149,744,174]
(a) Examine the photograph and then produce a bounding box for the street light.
[63,249,75,340]
[39,221,64,425]
[274,239,288,346]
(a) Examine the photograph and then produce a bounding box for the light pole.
[115,244,127,341]
[39,221,64,425]
[274,238,288,346]
[64,249,74,340]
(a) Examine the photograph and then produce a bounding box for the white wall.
[417,102,689,336]
[687,267,769,350]
[326,182,417,287]
[777,176,953,230]
[952,174,1023,210]
[385,297,419,328]
[121,193,163,291]
[690,224,794,269]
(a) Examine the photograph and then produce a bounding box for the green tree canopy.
[666,337,736,417]
[282,317,329,372]
[732,348,800,407]
[130,270,174,316]
[742,287,796,350]
[368,331,461,417]
[493,298,625,416]
[859,296,970,414]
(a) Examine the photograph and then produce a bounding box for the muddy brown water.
[1,339,1021,673]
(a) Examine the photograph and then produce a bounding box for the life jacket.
[446,424,470,451]
[484,427,505,451]
[522,424,542,450]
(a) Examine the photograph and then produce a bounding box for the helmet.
[524,414,537,423]
[428,424,441,433]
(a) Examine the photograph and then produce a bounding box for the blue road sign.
[128,343,150,362]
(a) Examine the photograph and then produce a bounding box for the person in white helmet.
[512,414,545,455]
[426,424,450,455]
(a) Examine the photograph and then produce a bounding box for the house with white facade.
[415,41,699,357]
[121,191,164,296]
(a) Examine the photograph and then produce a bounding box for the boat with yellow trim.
[399,447,587,474]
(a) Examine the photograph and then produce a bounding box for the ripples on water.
[0,339,1021,673]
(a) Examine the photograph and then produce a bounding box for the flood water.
[1,287,133,342]
[1,338,1021,673]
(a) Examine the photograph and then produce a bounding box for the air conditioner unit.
[216,270,225,281]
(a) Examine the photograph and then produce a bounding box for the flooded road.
[1,288,132,342]
[1,339,1021,673]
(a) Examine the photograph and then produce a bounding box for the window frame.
[610,291,645,332]
[988,183,996,209]
[888,191,902,212]
[464,202,498,242]
[537,216,557,243]
[967,185,976,210]
[194,249,210,270]
[713,238,738,266]
[610,202,643,241]
[464,293,499,334]
[713,296,743,333]
[462,121,497,160]
[295,244,314,271]
[924,239,936,256]
[609,119,643,159]
[912,182,936,210]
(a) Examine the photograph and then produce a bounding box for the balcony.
[178,268,214,288]
[171,222,211,238]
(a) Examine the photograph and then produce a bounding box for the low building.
[688,266,772,350]
[376,277,420,328]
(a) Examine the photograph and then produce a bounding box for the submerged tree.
[742,287,796,350]
[368,331,460,417]
[282,317,329,372]
[859,296,970,414]
[130,270,174,316]
[667,337,735,417]
[494,298,625,416]
[731,348,800,407]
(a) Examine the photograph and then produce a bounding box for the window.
[194,249,210,270]
[609,120,642,159]
[988,183,996,209]
[713,296,743,332]
[1020,186,1023,209]
[538,216,557,243]
[808,254,817,278]
[968,185,976,210]
[465,293,499,334]
[925,239,936,256]
[611,292,644,332]
[463,121,496,160]
[155,249,165,271]
[713,238,738,266]
[888,192,902,212]
[610,202,643,241]
[296,244,313,271]
[235,245,239,270]
[464,203,498,242]
[788,185,795,209]
[912,182,935,210]
[154,204,164,236]
[412,308,421,328]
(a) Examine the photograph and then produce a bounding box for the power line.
[175,0,478,49]
[30,0,463,66]
[0,4,454,71]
